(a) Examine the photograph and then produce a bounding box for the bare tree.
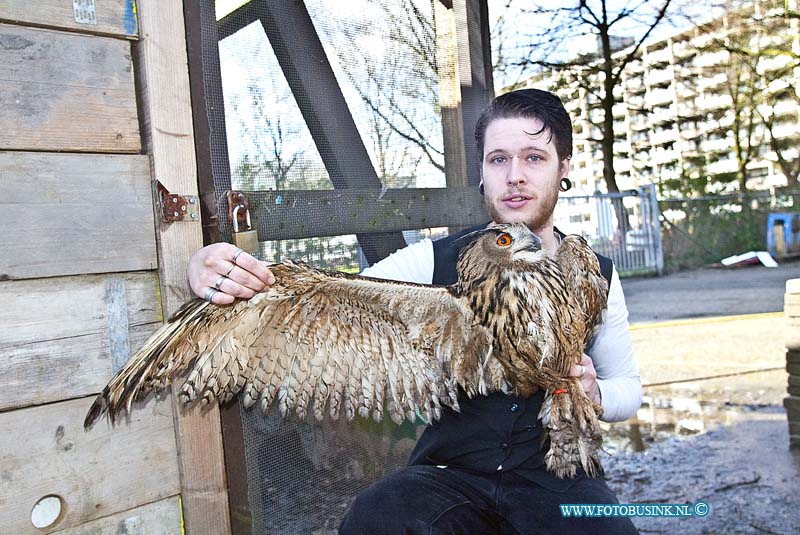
[493,0,676,194]
[693,0,800,192]
[335,1,445,179]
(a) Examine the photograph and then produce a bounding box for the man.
[188,89,641,534]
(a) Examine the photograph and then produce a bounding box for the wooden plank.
[0,397,180,534]
[0,272,162,411]
[454,0,494,188]
[247,187,488,240]
[136,1,230,533]
[52,497,181,535]
[434,1,468,190]
[0,24,140,153]
[0,152,156,280]
[0,0,138,39]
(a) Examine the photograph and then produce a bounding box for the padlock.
[232,205,259,253]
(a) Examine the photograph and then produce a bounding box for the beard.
[484,186,559,234]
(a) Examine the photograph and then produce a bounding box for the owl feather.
[84,223,608,478]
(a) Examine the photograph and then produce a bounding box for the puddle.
[601,394,784,454]
[600,368,790,454]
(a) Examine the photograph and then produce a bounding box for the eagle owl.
[85,223,608,478]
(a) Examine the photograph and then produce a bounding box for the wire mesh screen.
[203,1,457,532]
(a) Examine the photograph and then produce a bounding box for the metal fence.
[555,184,664,275]
[658,190,800,270]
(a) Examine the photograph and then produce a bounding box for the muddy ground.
[601,261,800,535]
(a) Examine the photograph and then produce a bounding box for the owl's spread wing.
[84,262,497,429]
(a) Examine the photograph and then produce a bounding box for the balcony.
[651,105,677,125]
[647,67,674,87]
[613,102,628,118]
[646,46,672,66]
[696,93,733,110]
[651,128,678,146]
[696,72,727,91]
[694,50,729,68]
[652,148,680,165]
[707,157,739,175]
[703,137,732,153]
[647,87,674,106]
[771,123,800,139]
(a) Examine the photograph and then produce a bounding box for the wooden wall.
[0,1,229,533]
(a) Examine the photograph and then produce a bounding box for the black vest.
[407,223,613,489]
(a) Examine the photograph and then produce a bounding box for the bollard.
[784,278,800,448]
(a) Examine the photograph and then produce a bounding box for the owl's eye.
[496,233,512,247]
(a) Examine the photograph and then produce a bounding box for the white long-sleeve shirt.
[362,238,642,422]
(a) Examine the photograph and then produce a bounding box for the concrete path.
[621,259,800,324]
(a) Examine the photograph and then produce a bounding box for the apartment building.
[525,0,800,196]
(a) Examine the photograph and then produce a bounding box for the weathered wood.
[434,1,467,190]
[136,1,230,532]
[453,0,494,187]
[0,0,138,39]
[0,24,140,153]
[0,152,156,280]
[52,497,181,535]
[0,397,180,534]
[247,187,488,240]
[0,272,161,411]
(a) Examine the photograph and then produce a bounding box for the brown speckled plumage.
[85,223,607,478]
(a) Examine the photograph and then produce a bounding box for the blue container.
[766,212,800,256]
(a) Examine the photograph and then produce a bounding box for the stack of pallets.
[785,279,800,448]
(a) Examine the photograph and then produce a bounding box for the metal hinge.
[155,180,200,223]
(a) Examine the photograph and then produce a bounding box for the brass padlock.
[232,205,259,253]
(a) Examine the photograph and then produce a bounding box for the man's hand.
[188,243,275,305]
[568,353,602,405]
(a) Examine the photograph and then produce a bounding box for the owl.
[84,223,608,478]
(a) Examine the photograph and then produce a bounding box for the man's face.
[481,116,569,233]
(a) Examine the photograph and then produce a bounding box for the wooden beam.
[0,0,138,39]
[0,24,140,153]
[0,272,161,411]
[184,0,231,245]
[243,187,488,240]
[225,0,407,263]
[0,152,156,280]
[0,397,180,534]
[454,0,494,187]
[135,1,230,533]
[434,1,467,190]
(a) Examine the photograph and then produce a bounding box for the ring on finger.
[213,275,227,290]
[232,247,245,264]
[225,262,236,277]
[203,287,219,303]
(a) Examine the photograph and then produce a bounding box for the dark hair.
[474,88,573,163]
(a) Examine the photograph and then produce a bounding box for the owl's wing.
[84,261,497,429]
[556,236,609,347]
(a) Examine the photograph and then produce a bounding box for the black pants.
[339,465,639,535]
